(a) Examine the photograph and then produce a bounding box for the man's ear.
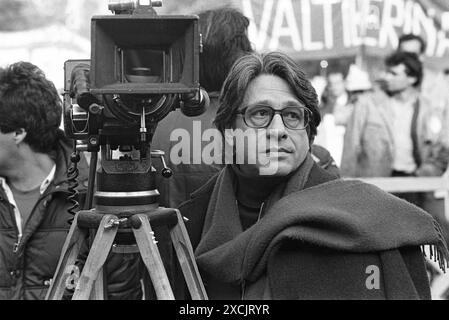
[13,128,27,145]
[408,76,418,87]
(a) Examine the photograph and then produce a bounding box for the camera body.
[64,1,208,210]
[65,7,204,142]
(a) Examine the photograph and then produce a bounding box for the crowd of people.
[318,34,449,233]
[319,35,449,182]
[0,7,449,300]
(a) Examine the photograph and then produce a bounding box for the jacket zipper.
[1,189,23,253]
[6,202,22,253]
[13,234,22,253]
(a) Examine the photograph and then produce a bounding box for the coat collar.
[0,166,56,238]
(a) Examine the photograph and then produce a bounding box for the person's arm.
[340,97,368,177]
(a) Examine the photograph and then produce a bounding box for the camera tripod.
[45,150,208,300]
[51,0,211,300]
[46,206,207,300]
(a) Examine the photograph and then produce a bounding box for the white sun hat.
[345,64,372,92]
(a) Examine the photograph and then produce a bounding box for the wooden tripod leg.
[88,229,106,300]
[72,215,118,300]
[90,268,105,300]
[46,213,87,300]
[132,214,175,300]
[170,210,208,300]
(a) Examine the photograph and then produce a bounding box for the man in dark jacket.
[173,52,448,300]
[0,62,90,299]
[0,62,142,300]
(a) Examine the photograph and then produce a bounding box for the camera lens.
[126,67,161,83]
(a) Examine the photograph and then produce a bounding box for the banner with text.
[241,0,449,64]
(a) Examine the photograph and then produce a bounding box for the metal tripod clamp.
[104,218,128,230]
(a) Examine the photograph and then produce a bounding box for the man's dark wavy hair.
[198,7,253,92]
[385,51,423,88]
[0,61,62,154]
[214,52,321,144]
[398,33,427,54]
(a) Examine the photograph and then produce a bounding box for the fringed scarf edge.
[420,219,449,273]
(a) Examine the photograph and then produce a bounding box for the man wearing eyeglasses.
[172,52,448,300]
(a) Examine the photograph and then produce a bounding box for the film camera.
[65,0,208,210]
[46,0,208,300]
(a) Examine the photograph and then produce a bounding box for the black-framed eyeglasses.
[236,104,312,130]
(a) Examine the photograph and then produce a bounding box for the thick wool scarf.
[195,156,449,287]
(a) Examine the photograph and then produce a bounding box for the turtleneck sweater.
[231,165,292,230]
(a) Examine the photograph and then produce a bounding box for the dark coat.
[175,163,442,300]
